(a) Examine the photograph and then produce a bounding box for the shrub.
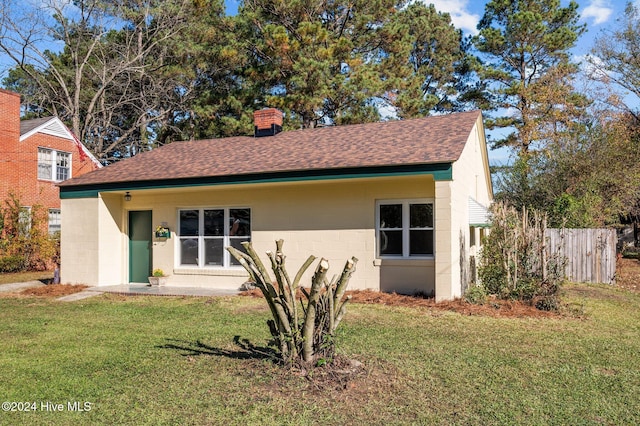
[478,202,565,309]
[621,246,640,259]
[535,295,560,311]
[0,192,59,272]
[227,239,357,366]
[0,255,27,273]
[464,284,487,305]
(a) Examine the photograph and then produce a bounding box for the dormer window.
[38,147,71,182]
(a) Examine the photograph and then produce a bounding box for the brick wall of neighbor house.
[0,89,20,141]
[0,89,21,203]
[0,89,97,211]
[10,133,96,209]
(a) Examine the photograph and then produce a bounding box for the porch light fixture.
[124,191,132,202]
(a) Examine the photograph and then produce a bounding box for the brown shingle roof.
[59,110,481,188]
[20,116,56,136]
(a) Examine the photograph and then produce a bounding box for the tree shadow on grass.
[159,335,279,362]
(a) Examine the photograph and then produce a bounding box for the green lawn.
[0,270,53,285]
[0,284,639,425]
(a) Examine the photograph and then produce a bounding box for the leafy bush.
[535,295,559,311]
[0,192,59,272]
[621,245,640,259]
[464,284,487,305]
[0,255,27,273]
[478,202,565,309]
[622,251,640,259]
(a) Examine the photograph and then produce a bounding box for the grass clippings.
[241,288,559,318]
[615,257,640,292]
[20,284,88,297]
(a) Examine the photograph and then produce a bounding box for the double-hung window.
[178,208,251,268]
[48,209,61,235]
[377,200,434,258]
[38,148,71,182]
[19,206,31,237]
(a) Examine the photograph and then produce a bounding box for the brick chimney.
[254,108,283,137]
[0,89,21,146]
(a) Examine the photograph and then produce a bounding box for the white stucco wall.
[98,194,126,285]
[61,197,100,285]
[62,175,438,294]
[61,194,125,286]
[435,115,493,301]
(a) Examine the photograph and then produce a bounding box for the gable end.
[20,118,74,142]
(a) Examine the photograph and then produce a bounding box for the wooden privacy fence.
[545,228,616,284]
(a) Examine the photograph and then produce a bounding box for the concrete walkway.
[57,290,103,302]
[1,281,239,300]
[86,284,240,297]
[0,281,45,292]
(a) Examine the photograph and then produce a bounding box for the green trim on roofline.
[60,163,453,199]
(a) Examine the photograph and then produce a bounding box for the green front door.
[129,210,152,283]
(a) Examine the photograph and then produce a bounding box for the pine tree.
[474,0,588,153]
[237,0,479,129]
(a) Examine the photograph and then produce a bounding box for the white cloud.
[581,0,614,25]
[27,0,73,8]
[578,53,611,81]
[415,0,481,35]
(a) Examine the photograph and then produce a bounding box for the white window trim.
[38,147,72,182]
[376,198,434,259]
[176,207,251,269]
[19,206,32,236]
[48,208,61,235]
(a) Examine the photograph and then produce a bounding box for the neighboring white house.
[58,109,492,302]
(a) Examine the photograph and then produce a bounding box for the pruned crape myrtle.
[227,240,357,365]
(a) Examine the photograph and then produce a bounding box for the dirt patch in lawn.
[243,354,407,407]
[347,290,560,318]
[20,284,88,297]
[615,257,640,292]
[282,355,369,392]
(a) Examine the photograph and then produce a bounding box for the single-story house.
[59,109,492,301]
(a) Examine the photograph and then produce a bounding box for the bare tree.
[0,0,197,162]
[588,2,640,123]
